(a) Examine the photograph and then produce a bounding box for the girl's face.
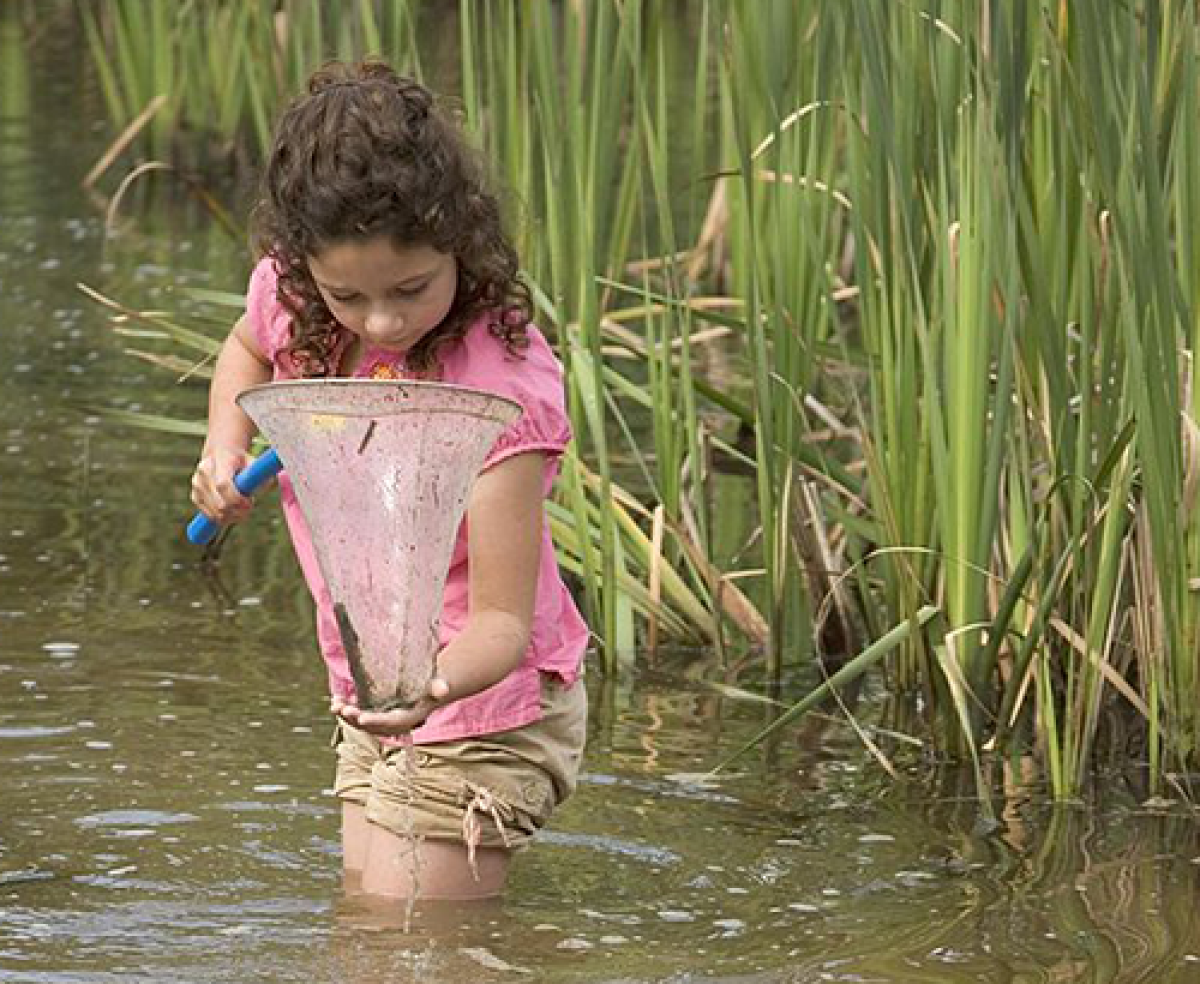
[307,237,458,353]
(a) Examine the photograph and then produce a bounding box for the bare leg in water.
[341,802,510,900]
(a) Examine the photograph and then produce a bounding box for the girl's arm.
[334,450,545,734]
[190,314,274,525]
[439,449,544,691]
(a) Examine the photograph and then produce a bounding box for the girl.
[190,61,589,901]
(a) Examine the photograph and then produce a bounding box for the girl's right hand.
[190,447,255,526]
[330,677,451,736]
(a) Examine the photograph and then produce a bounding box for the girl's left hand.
[330,677,451,736]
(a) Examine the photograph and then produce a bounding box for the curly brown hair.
[252,60,530,376]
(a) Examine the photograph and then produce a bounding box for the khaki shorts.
[333,674,587,852]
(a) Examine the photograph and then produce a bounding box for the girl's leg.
[341,801,372,892]
[359,821,511,900]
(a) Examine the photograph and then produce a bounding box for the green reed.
[79,0,425,166]
[79,0,1200,794]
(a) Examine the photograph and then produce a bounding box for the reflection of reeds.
[0,3,32,208]
[79,1,1200,796]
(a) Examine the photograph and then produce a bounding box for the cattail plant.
[81,0,1200,796]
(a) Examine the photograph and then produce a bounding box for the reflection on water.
[6,618,1200,984]
[4,9,1200,984]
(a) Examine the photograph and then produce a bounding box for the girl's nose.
[365,306,403,339]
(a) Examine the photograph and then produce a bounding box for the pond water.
[4,10,1200,983]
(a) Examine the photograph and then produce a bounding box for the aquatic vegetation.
[78,0,1200,798]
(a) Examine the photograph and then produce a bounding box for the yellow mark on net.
[307,414,348,432]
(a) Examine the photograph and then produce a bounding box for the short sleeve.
[245,257,292,371]
[475,324,573,471]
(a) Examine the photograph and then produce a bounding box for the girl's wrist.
[202,431,254,457]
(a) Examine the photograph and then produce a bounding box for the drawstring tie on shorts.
[461,783,512,879]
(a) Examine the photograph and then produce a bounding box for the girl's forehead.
[307,238,451,282]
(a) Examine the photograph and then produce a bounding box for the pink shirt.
[245,258,589,743]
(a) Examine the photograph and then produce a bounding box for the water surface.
[3,10,1200,983]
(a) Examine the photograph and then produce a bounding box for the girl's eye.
[330,294,361,305]
[393,283,427,298]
